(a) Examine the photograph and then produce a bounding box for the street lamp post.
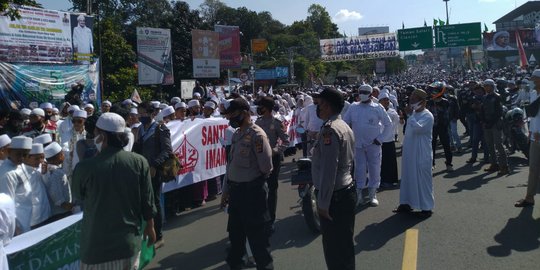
[443,0,449,25]
[250,65,255,94]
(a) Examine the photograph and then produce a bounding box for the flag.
[424,20,427,27]
[268,85,273,95]
[402,21,405,29]
[438,18,445,26]
[433,18,438,26]
[131,88,142,104]
[515,31,528,69]
[484,23,489,33]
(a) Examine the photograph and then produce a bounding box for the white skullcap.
[77,14,85,21]
[21,108,31,116]
[532,69,540,79]
[84,104,94,109]
[175,102,187,109]
[161,106,175,117]
[188,100,200,108]
[39,102,53,109]
[129,108,138,114]
[29,102,38,109]
[122,99,133,106]
[0,134,11,148]
[159,103,168,110]
[204,101,216,109]
[73,110,87,119]
[193,92,202,97]
[102,100,112,106]
[33,134,52,145]
[44,142,62,159]
[151,101,161,108]
[31,108,45,117]
[10,136,32,150]
[171,97,181,104]
[52,108,59,113]
[378,92,390,100]
[29,143,44,155]
[359,84,373,93]
[68,105,80,113]
[482,79,496,87]
[97,112,126,133]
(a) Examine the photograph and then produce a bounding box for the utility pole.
[443,0,449,25]
[86,0,92,14]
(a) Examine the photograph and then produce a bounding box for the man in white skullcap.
[72,14,93,64]
[58,105,81,145]
[34,133,53,147]
[23,143,51,229]
[343,84,392,207]
[43,142,73,222]
[50,108,60,123]
[0,135,11,166]
[193,92,202,100]
[160,106,175,123]
[188,99,202,119]
[39,102,54,117]
[128,108,140,129]
[174,102,187,121]
[0,136,34,234]
[22,108,58,140]
[62,110,87,181]
[101,100,112,113]
[203,101,217,118]
[73,112,156,269]
[170,97,181,106]
[0,193,16,270]
[84,104,95,117]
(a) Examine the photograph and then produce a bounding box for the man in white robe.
[394,89,435,217]
[72,14,93,64]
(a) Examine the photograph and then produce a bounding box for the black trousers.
[226,178,273,270]
[432,125,453,166]
[320,187,357,270]
[381,141,399,184]
[267,154,281,224]
[152,179,163,240]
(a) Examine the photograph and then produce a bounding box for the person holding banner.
[221,98,274,270]
[255,97,290,231]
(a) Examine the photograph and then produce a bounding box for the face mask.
[228,113,244,129]
[256,107,265,116]
[359,94,370,102]
[94,134,103,152]
[50,115,60,122]
[31,121,43,130]
[139,116,151,125]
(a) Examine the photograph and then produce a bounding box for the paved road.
[147,128,539,270]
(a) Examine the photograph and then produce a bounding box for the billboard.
[0,6,73,63]
[192,30,220,78]
[214,25,241,68]
[483,29,539,51]
[136,27,174,85]
[358,26,389,36]
[180,80,196,99]
[320,33,399,62]
[251,39,268,53]
[0,60,101,110]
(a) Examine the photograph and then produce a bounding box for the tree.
[199,0,227,25]
[306,4,340,39]
[1,0,41,20]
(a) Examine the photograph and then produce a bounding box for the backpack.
[155,124,182,182]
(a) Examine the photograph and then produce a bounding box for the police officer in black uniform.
[311,88,356,270]
[221,98,274,270]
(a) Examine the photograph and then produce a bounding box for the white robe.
[400,109,435,210]
[72,25,93,54]
[24,165,51,226]
[0,193,16,270]
[0,166,33,233]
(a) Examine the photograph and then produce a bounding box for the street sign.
[239,73,248,82]
[434,22,482,48]
[397,27,433,51]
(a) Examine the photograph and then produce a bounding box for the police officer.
[220,98,274,270]
[312,88,356,270]
[255,97,290,230]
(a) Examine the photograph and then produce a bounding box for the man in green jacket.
[73,112,156,269]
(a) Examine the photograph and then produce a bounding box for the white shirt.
[42,165,71,216]
[382,108,400,143]
[343,101,392,148]
[24,165,51,227]
[529,94,540,138]
[124,128,134,152]
[0,161,33,233]
[304,104,324,132]
[73,25,93,54]
[0,193,16,270]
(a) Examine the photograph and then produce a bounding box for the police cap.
[318,87,344,112]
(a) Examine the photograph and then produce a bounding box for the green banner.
[8,221,81,270]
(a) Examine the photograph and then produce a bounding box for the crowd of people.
[0,64,539,269]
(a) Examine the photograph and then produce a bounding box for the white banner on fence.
[279,111,302,147]
[162,118,229,192]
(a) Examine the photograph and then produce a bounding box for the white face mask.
[94,134,103,152]
[50,115,60,122]
[359,94,370,102]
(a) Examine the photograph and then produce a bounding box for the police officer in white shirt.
[343,84,392,207]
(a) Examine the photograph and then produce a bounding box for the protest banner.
[320,33,399,62]
[162,117,229,192]
[192,30,220,78]
[137,27,174,85]
[0,60,101,110]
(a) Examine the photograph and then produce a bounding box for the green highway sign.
[434,22,482,48]
[398,27,433,51]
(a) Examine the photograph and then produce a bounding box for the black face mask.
[256,107,265,116]
[316,105,321,118]
[31,121,43,130]
[229,113,244,129]
[139,116,151,125]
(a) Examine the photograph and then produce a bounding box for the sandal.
[514,199,534,208]
[392,204,413,213]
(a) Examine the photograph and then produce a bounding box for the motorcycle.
[504,107,530,159]
[290,158,320,234]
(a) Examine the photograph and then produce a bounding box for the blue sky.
[39,0,527,35]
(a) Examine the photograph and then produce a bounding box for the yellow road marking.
[402,229,419,270]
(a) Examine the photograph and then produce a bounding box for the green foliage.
[105,67,153,101]
[0,0,41,20]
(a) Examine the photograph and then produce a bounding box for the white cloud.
[333,9,363,22]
